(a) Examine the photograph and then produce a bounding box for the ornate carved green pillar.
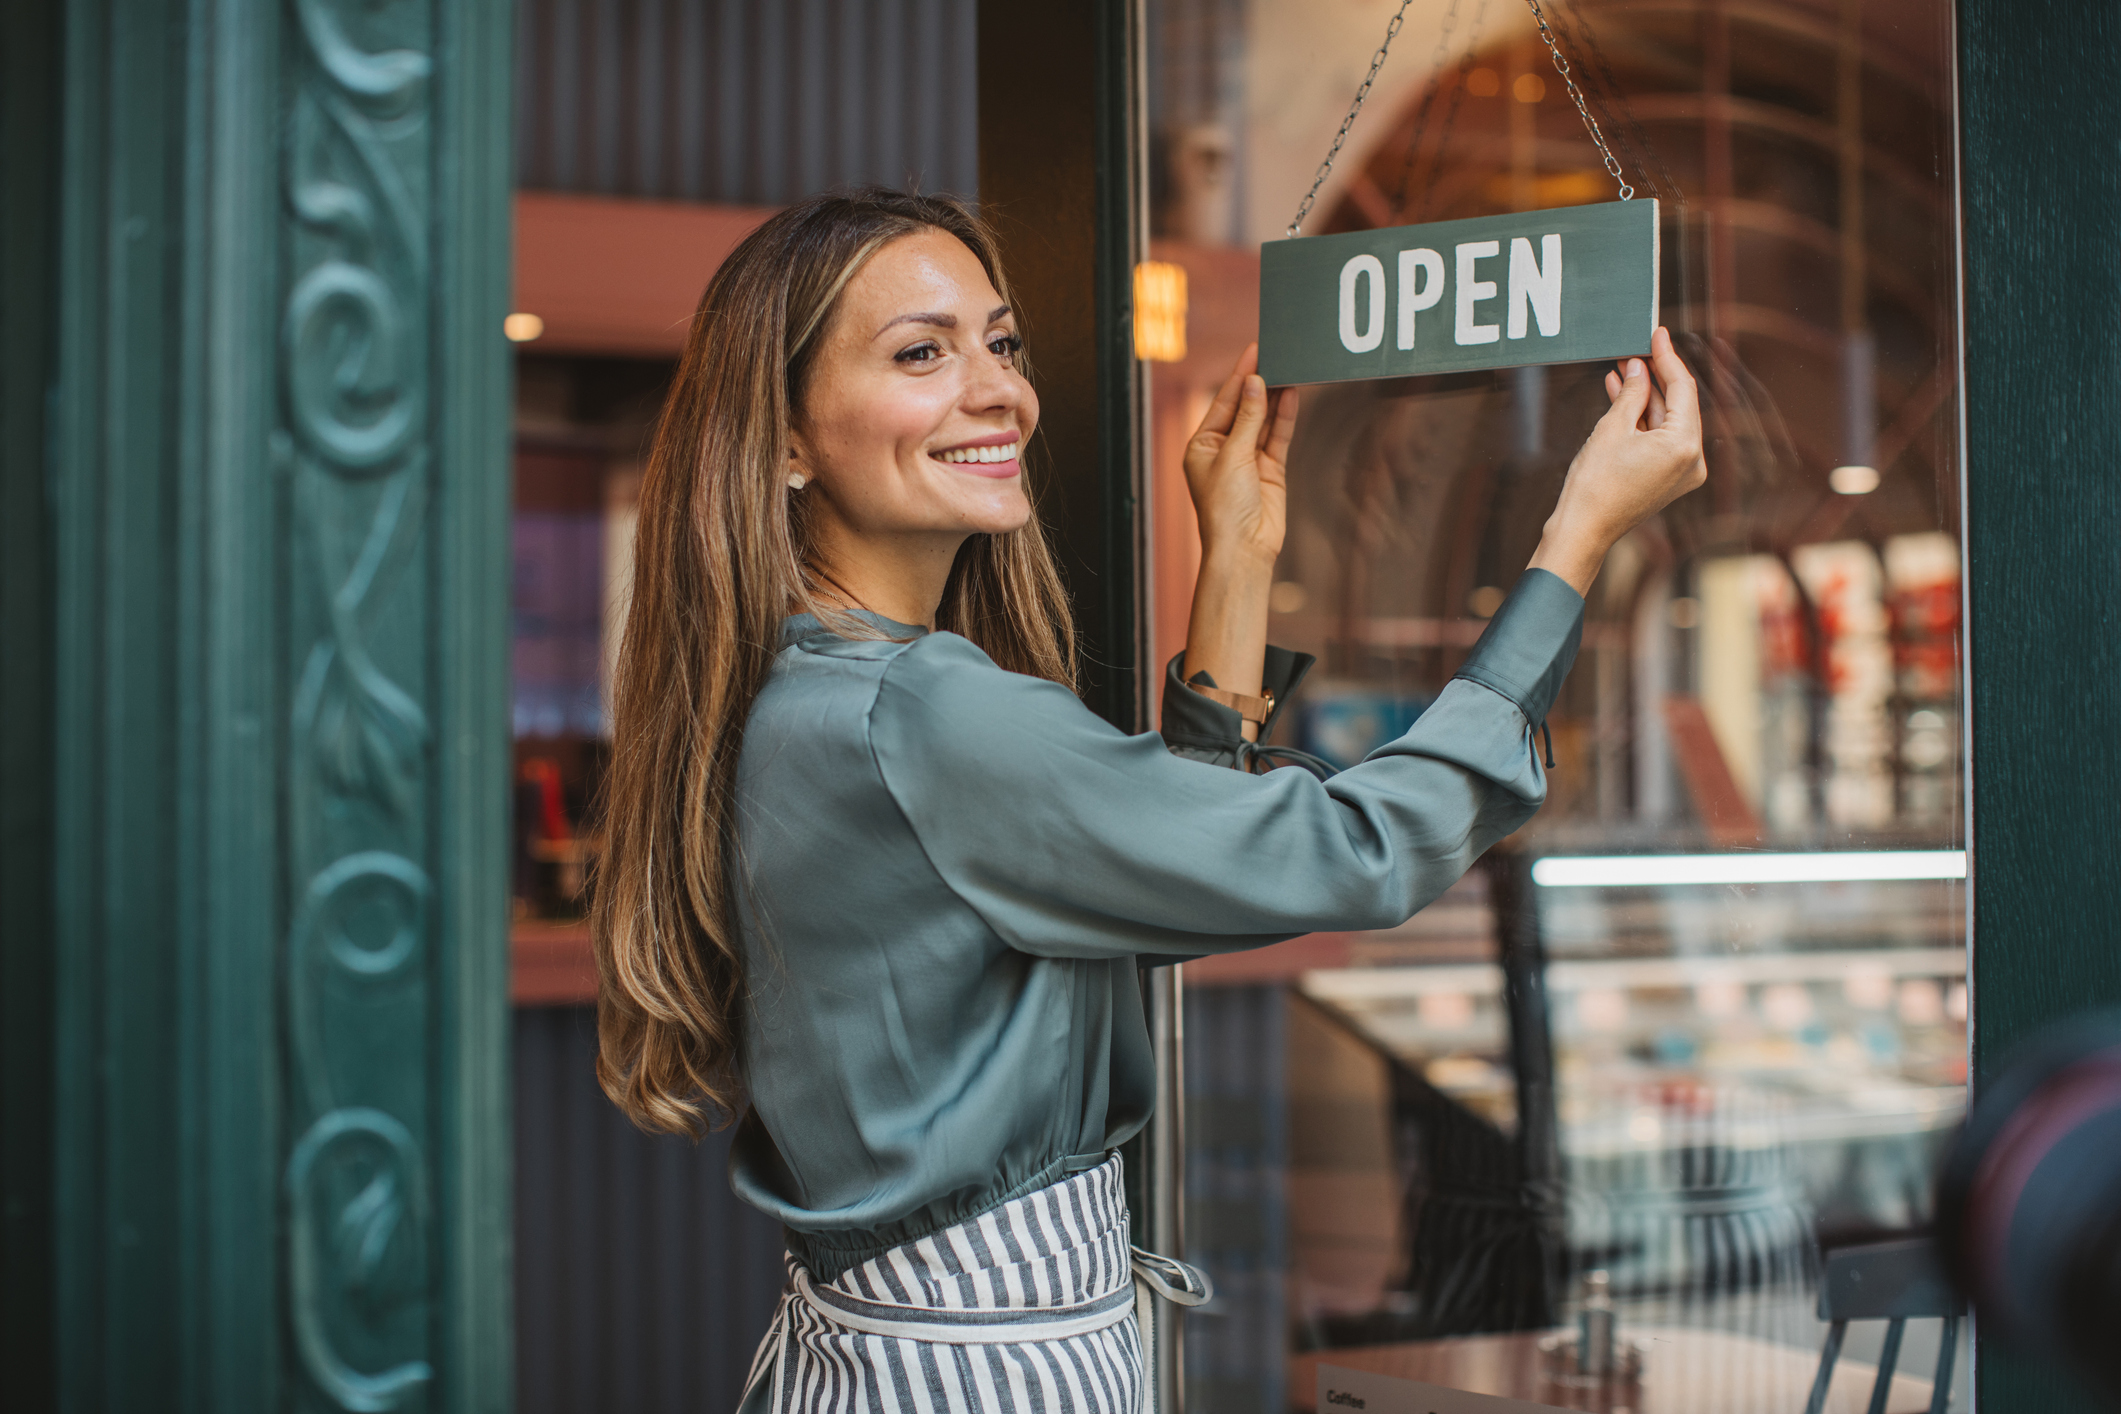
[2,0,514,1407]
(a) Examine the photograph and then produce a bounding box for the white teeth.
[935,442,1019,464]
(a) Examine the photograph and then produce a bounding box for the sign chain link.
[1285,0,1418,238]
[1524,0,1635,199]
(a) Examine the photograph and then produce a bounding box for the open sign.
[1258,200,1659,387]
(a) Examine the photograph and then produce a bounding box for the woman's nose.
[964,351,1024,415]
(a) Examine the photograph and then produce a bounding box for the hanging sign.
[1258,199,1659,387]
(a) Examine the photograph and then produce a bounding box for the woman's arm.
[1529,327,1708,593]
[868,590,1577,960]
[1177,344,1297,737]
[1174,328,1706,713]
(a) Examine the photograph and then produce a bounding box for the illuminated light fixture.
[1132,261,1187,362]
[504,312,545,343]
[1530,850,1966,888]
[1830,463,1880,495]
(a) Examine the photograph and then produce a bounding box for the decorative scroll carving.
[280,0,438,1406]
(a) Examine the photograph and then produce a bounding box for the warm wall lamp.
[1133,261,1187,363]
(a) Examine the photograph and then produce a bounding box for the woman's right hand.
[1528,325,1707,595]
[1184,343,1299,571]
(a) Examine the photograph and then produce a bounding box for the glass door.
[1146,1,1965,1409]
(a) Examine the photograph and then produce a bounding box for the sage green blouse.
[729,569,1584,1279]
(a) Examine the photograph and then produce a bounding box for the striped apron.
[739,1154,1211,1414]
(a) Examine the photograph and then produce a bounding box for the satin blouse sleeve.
[865,569,1585,960]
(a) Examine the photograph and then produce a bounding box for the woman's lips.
[931,438,1020,478]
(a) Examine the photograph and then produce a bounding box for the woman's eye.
[894,342,942,365]
[989,333,1023,358]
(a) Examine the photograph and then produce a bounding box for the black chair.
[1804,1237,1963,1414]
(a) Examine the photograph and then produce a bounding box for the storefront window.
[509,358,665,922]
[1151,1,1965,1409]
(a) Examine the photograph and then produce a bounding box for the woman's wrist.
[1525,518,1610,598]
[1183,542,1273,723]
[1196,531,1279,577]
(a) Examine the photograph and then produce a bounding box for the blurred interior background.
[500,2,1965,1410]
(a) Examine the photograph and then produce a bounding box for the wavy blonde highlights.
[594,189,1076,1137]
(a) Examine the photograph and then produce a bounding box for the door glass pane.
[1149,2,1964,1410]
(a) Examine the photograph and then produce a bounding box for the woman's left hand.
[1184,343,1300,569]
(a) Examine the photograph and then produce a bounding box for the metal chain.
[1285,0,1418,238]
[1524,0,1634,199]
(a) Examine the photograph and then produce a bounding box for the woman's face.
[791,229,1038,550]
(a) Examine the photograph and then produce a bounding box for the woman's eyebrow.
[874,311,955,338]
[872,305,1013,339]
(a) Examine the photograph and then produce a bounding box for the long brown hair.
[594,189,1077,1137]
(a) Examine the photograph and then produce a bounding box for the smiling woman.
[590,188,1703,1414]
[785,229,1041,624]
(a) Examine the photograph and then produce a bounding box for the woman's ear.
[785,436,809,492]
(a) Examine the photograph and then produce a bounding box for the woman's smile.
[931,431,1020,477]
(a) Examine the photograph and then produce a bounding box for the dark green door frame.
[0,0,65,1403]
[1959,3,2121,1412]
[979,0,1150,736]
[977,5,1185,1410]
[2,0,514,1408]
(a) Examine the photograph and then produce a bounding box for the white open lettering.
[1338,254,1387,353]
[1454,241,1500,345]
[1396,248,1444,350]
[1508,233,1563,338]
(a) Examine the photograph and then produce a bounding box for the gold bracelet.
[1189,683,1276,726]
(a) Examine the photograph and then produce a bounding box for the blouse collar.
[778,608,932,650]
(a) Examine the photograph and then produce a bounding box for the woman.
[594,188,1703,1413]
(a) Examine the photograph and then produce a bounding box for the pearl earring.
[787,471,808,491]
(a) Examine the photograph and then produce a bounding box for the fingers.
[1262,388,1299,467]
[1227,373,1269,451]
[1195,363,1248,442]
[1605,368,1623,404]
[1648,326,1700,432]
[1643,375,1669,431]
[1605,356,1652,430]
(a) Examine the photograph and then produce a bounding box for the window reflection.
[1154,0,1964,1409]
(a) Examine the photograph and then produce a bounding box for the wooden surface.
[1960,2,2121,1411]
[1290,1327,1935,1414]
[513,920,598,1005]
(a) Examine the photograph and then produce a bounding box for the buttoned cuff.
[1160,645,1316,769]
[1453,568,1585,725]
